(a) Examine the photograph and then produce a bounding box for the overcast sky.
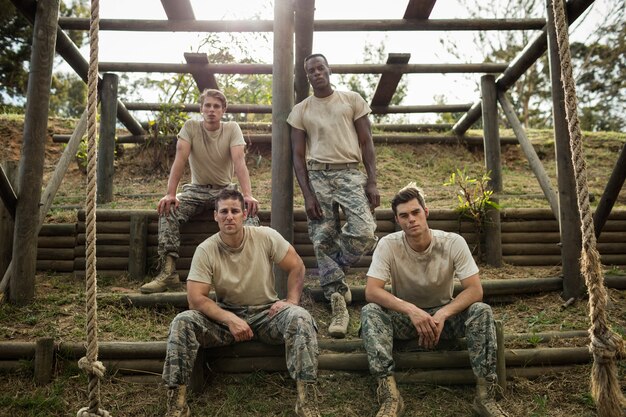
[85,0,612,122]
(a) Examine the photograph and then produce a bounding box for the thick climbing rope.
[550,1,625,416]
[76,0,110,416]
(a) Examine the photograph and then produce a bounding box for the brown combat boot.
[295,380,321,417]
[165,385,190,417]
[472,378,509,417]
[140,255,180,294]
[375,375,405,417]
[328,292,349,338]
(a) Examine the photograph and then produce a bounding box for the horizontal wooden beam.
[57,17,546,32]
[120,102,472,114]
[98,62,508,74]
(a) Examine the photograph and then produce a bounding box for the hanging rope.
[550,1,625,416]
[76,0,110,416]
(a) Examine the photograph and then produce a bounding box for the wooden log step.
[77,233,130,245]
[74,245,131,257]
[73,257,128,270]
[37,236,76,248]
[504,254,626,266]
[36,260,74,271]
[36,248,74,260]
[38,223,76,236]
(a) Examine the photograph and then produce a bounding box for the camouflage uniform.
[360,302,498,381]
[308,168,377,300]
[158,183,260,260]
[162,304,319,386]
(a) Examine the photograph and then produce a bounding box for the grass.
[0,116,625,415]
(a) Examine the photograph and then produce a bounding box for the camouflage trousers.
[162,304,319,386]
[360,302,498,382]
[307,169,377,300]
[158,183,260,259]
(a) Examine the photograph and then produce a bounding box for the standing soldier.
[288,53,380,338]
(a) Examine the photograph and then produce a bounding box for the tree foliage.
[337,41,408,123]
[571,3,625,131]
[0,0,88,109]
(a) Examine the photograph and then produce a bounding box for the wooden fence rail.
[33,208,626,278]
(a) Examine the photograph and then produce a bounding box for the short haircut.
[215,188,245,211]
[199,89,227,109]
[304,53,329,69]
[391,182,427,215]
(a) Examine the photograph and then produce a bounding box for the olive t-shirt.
[367,229,479,308]
[187,226,290,306]
[287,90,371,164]
[177,120,246,186]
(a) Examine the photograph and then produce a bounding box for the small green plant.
[443,168,501,259]
[526,334,543,347]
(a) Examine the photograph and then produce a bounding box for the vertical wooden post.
[271,0,295,299]
[34,337,55,385]
[495,320,506,392]
[480,75,502,267]
[0,161,18,289]
[129,213,148,281]
[97,73,118,204]
[10,0,60,304]
[546,0,584,299]
[294,0,315,103]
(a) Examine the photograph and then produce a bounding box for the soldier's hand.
[304,196,323,220]
[227,316,254,342]
[158,194,179,217]
[409,308,438,349]
[268,299,293,317]
[365,182,380,209]
[244,195,260,217]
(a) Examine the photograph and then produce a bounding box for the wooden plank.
[0,163,17,219]
[594,143,626,238]
[404,0,437,19]
[160,0,194,20]
[97,73,118,204]
[57,17,545,32]
[371,53,411,107]
[10,0,60,304]
[184,53,218,92]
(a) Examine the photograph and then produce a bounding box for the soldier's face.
[214,198,247,235]
[395,199,429,239]
[305,57,331,91]
[201,96,225,125]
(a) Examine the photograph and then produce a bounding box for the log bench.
[188,321,507,394]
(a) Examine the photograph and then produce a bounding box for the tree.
[337,41,408,124]
[440,0,552,129]
[0,0,88,108]
[571,3,625,131]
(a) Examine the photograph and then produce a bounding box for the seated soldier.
[161,189,321,417]
[360,183,508,417]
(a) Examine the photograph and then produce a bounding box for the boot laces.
[376,378,400,416]
[330,294,348,327]
[165,388,188,417]
[298,383,321,417]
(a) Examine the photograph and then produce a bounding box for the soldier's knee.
[170,310,201,330]
[469,302,494,322]
[361,303,383,321]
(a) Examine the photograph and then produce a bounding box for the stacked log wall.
[36,208,626,277]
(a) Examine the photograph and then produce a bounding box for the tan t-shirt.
[187,226,290,306]
[286,90,371,164]
[178,120,246,186]
[367,229,479,308]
